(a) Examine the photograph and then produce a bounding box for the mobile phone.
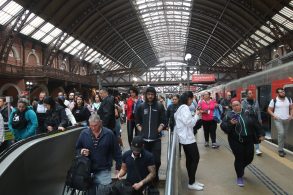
[232,114,239,120]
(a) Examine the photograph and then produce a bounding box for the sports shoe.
[236,177,244,187]
[278,150,285,157]
[212,143,220,149]
[255,149,262,156]
[204,142,209,147]
[188,183,204,190]
[195,181,204,187]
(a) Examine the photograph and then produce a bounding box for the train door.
[284,84,293,150]
[258,85,272,138]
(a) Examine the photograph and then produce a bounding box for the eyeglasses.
[278,91,285,93]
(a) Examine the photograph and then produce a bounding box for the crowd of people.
[0,85,292,194]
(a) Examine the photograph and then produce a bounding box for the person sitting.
[117,136,156,195]
[8,98,38,142]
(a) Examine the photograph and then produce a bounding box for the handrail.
[165,132,180,195]
[0,124,83,162]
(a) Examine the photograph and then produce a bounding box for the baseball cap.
[131,136,144,153]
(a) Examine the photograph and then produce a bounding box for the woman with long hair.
[174,91,204,191]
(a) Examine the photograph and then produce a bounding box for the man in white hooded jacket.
[174,91,204,191]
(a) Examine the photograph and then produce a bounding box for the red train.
[200,61,293,150]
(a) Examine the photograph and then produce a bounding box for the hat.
[131,136,144,152]
[145,86,156,95]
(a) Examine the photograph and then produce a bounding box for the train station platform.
[0,123,292,195]
[177,128,293,195]
[120,122,293,195]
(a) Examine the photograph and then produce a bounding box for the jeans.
[88,169,112,195]
[274,119,290,151]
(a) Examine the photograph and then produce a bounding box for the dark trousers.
[182,142,200,185]
[127,120,138,147]
[202,120,217,143]
[144,140,161,182]
[228,136,254,178]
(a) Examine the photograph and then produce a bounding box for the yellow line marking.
[261,145,293,170]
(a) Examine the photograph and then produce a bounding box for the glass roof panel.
[0,1,23,25]
[41,35,55,44]
[133,0,192,63]
[0,0,8,7]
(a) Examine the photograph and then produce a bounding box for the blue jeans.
[88,170,112,195]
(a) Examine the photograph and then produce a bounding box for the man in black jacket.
[33,91,47,134]
[98,88,116,131]
[135,87,166,183]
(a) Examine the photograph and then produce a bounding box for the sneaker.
[188,183,204,191]
[255,149,262,156]
[204,142,209,147]
[236,177,244,187]
[195,181,204,187]
[278,150,285,157]
[212,143,219,149]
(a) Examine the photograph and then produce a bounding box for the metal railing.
[165,131,181,195]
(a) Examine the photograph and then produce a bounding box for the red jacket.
[126,98,134,120]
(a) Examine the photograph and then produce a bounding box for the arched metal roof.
[1,0,292,76]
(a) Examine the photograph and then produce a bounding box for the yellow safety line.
[261,145,293,170]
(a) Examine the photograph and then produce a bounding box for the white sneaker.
[195,181,204,187]
[256,149,262,156]
[188,183,204,191]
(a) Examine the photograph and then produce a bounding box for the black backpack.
[11,109,28,130]
[65,155,92,191]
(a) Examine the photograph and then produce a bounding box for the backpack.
[65,155,92,191]
[11,109,28,130]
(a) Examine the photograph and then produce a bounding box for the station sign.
[192,74,215,83]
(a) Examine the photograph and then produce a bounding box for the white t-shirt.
[268,97,292,120]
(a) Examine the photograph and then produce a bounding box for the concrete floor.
[119,123,293,195]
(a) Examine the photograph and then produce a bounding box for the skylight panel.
[0,0,8,7]
[133,0,192,62]
[0,1,23,25]
[20,23,35,35]
[41,35,55,44]
[2,1,22,16]
[39,22,54,32]
[30,16,44,28]
[280,7,292,17]
[31,29,46,40]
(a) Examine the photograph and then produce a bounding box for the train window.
[241,91,247,100]
[230,90,236,98]
[284,84,293,100]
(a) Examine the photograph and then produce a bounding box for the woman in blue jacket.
[8,98,38,142]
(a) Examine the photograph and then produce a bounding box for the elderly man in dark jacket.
[220,100,264,187]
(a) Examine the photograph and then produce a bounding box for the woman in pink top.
[199,91,219,148]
